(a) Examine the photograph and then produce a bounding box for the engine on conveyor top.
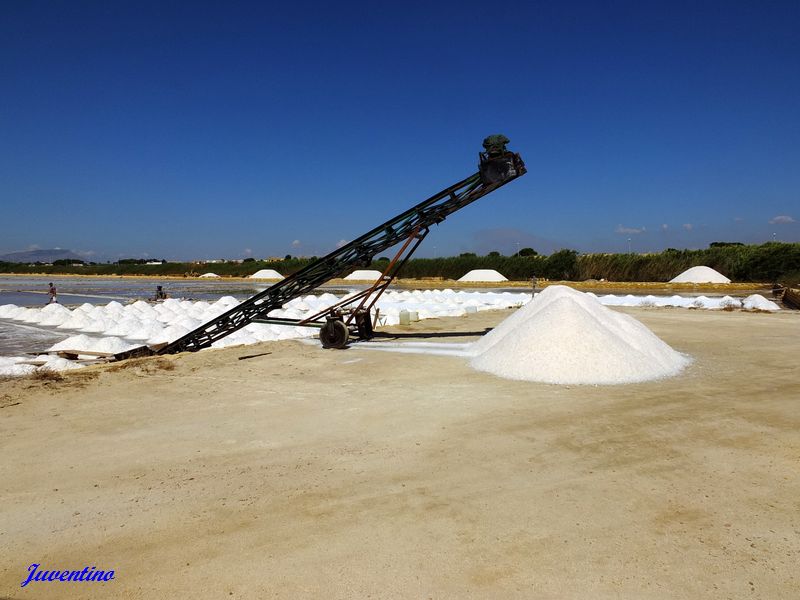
[479,134,527,185]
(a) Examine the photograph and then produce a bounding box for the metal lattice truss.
[115,144,526,359]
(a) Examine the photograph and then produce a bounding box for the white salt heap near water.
[199,273,220,278]
[248,269,284,279]
[458,269,508,282]
[471,286,691,385]
[742,294,781,311]
[344,270,383,280]
[670,266,731,284]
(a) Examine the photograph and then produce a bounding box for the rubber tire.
[320,320,349,349]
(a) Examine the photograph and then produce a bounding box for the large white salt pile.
[470,286,690,385]
[670,266,730,284]
[199,273,220,278]
[458,269,508,282]
[344,270,383,281]
[248,269,284,280]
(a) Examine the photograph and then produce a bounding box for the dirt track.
[1,307,799,599]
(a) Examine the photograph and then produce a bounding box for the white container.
[398,310,411,325]
[408,311,419,322]
[465,306,478,314]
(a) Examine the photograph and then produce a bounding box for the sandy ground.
[1,307,799,599]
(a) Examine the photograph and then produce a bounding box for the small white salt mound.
[670,266,731,284]
[199,273,221,278]
[470,286,690,385]
[48,335,136,354]
[458,269,508,282]
[248,269,284,279]
[344,270,383,281]
[0,357,36,377]
[742,294,780,311]
[37,356,85,371]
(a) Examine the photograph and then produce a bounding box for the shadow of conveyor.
[370,328,492,340]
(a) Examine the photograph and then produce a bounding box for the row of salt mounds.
[458,269,508,282]
[670,266,730,284]
[0,290,530,374]
[591,292,780,311]
[344,270,383,281]
[199,272,220,278]
[470,285,691,385]
[248,269,284,279]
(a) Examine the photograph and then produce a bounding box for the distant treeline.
[1,242,798,284]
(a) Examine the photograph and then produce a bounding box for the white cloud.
[661,224,669,231]
[769,215,795,224]
[336,239,348,248]
[615,225,645,235]
[27,244,41,251]
[243,248,253,256]
[291,240,301,248]
[682,223,693,231]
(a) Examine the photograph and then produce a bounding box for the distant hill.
[0,248,84,263]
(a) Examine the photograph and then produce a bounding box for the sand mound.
[670,266,730,284]
[458,269,508,282]
[248,269,284,279]
[199,273,220,278]
[470,286,690,384]
[344,270,382,281]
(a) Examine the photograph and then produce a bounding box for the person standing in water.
[47,282,58,304]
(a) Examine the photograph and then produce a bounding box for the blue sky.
[2,0,798,261]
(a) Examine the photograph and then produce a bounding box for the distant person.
[47,282,58,304]
[154,285,167,301]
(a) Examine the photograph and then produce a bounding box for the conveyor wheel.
[320,319,349,349]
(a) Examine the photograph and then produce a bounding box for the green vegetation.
[0,242,798,284]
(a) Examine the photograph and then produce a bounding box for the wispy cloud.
[769,215,795,224]
[661,224,669,231]
[615,225,645,235]
[336,239,348,248]
[27,244,41,251]
[682,223,693,231]
[291,239,301,248]
[243,248,253,256]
